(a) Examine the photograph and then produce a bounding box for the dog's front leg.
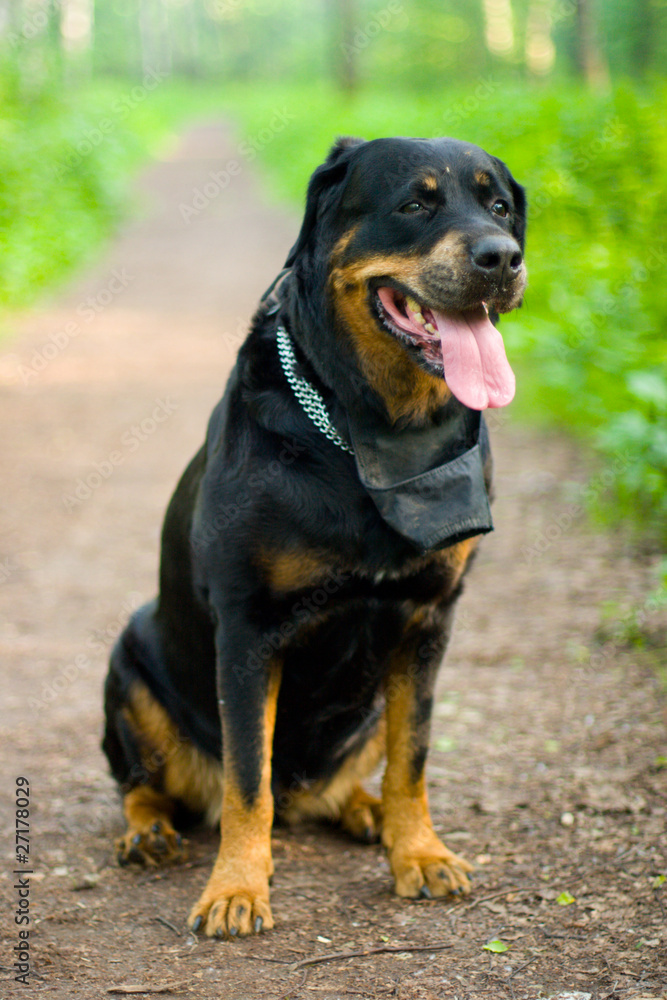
[188,621,281,938]
[381,622,473,899]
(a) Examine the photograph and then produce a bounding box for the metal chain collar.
[275,325,354,455]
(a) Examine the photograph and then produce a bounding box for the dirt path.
[1,122,665,1000]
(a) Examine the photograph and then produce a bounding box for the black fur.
[103,136,526,815]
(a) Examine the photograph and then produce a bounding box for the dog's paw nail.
[229,926,238,937]
[215,927,225,939]
[419,884,433,899]
[254,916,263,933]
[131,833,142,846]
[364,826,374,843]
[151,822,162,834]
[191,915,203,932]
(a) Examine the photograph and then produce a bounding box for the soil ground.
[0,122,665,1000]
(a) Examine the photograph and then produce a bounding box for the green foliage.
[0,67,219,315]
[219,80,667,545]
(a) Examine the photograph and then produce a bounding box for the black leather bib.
[347,399,493,552]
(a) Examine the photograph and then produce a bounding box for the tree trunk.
[576,0,610,88]
[525,0,555,77]
[482,0,515,60]
[332,0,357,93]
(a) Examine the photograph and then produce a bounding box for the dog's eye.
[400,202,426,215]
[491,200,510,218]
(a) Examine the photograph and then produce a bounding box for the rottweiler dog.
[103,136,527,938]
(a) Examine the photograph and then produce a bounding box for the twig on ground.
[274,969,308,999]
[107,985,187,996]
[154,916,181,936]
[292,942,453,971]
[242,953,295,965]
[505,956,539,999]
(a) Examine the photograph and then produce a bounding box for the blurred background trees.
[1,0,666,545]
[1,0,665,91]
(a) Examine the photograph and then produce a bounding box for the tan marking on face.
[329,231,475,423]
[331,222,360,261]
[421,174,439,191]
[475,169,491,186]
[429,230,470,279]
[125,682,222,825]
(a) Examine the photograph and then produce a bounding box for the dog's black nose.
[471,235,522,281]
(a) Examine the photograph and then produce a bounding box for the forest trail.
[1,122,665,999]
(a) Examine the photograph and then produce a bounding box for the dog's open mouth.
[375,286,516,411]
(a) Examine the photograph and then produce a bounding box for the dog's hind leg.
[116,785,185,867]
[104,634,223,867]
[278,720,386,842]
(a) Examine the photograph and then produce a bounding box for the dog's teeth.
[406,296,425,324]
[424,322,436,334]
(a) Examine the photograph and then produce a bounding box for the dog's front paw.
[388,831,473,899]
[188,867,273,938]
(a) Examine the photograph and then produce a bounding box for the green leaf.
[652,874,666,889]
[557,891,576,905]
[482,939,509,953]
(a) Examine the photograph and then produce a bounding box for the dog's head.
[285,136,527,423]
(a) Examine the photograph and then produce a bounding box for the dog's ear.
[492,157,527,253]
[508,174,527,252]
[284,136,365,267]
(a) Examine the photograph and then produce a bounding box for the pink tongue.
[432,306,516,410]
